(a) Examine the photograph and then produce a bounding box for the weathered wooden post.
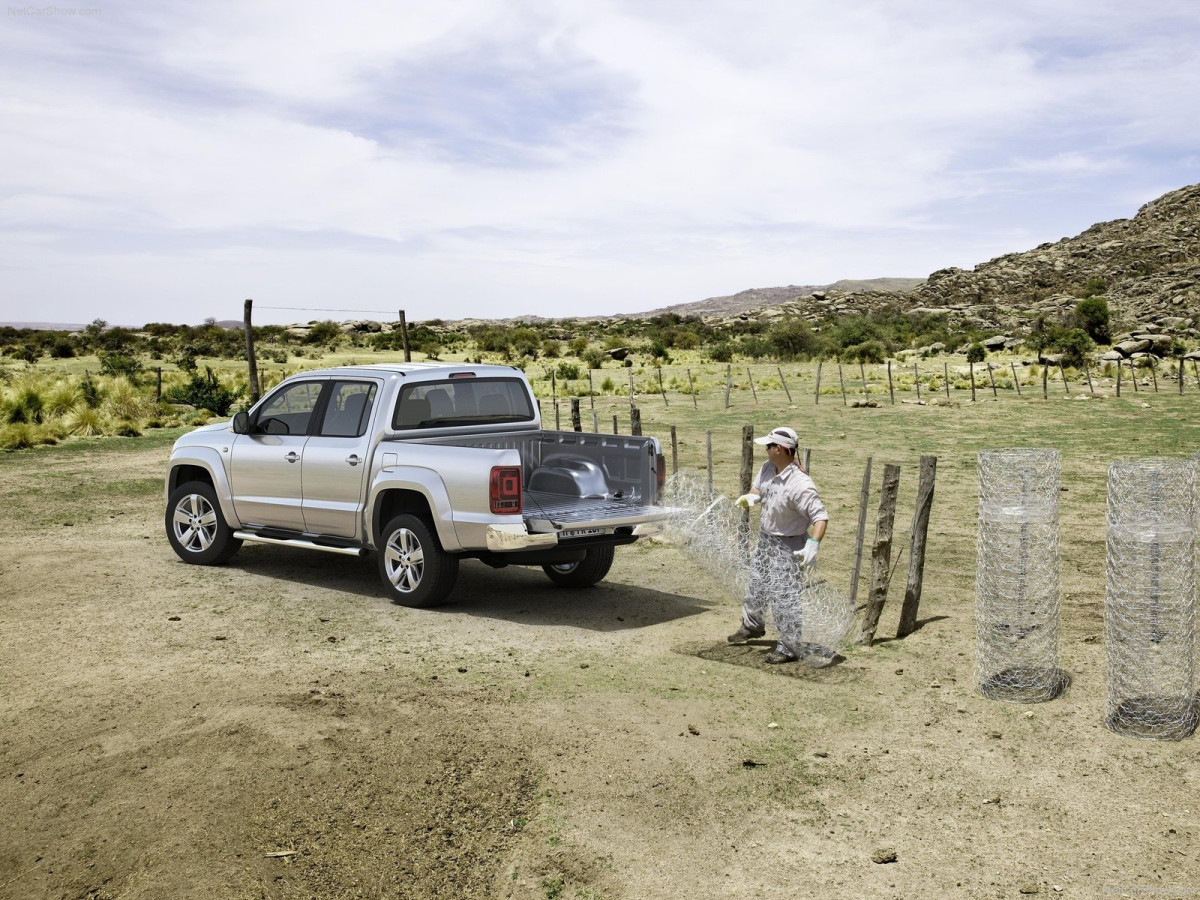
[658,368,669,406]
[969,360,977,402]
[814,360,823,405]
[987,362,998,399]
[778,366,792,403]
[1149,360,1159,392]
[155,366,162,402]
[740,424,754,533]
[398,309,411,362]
[886,359,895,404]
[896,455,937,638]
[802,447,812,473]
[1116,358,1123,396]
[838,363,848,406]
[746,367,758,404]
[554,401,561,430]
[858,463,901,646]
[914,363,921,401]
[1131,359,1139,392]
[570,398,581,432]
[847,457,874,612]
[859,361,868,401]
[687,368,697,408]
[588,369,594,409]
[724,365,732,409]
[1086,361,1095,396]
[1179,357,1185,395]
[592,411,599,432]
[943,362,951,400]
[244,298,260,404]
[630,406,642,436]
[1011,362,1022,396]
[612,414,619,433]
[1059,361,1070,395]
[705,430,714,497]
[1042,362,1048,400]
[628,369,635,407]
[670,425,678,475]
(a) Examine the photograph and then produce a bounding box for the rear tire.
[166,480,242,565]
[378,514,459,607]
[542,545,615,588]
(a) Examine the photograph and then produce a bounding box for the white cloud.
[0,0,1198,324]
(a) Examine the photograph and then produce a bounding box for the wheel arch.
[370,482,460,552]
[166,448,241,529]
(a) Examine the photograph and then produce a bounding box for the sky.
[2,0,1199,328]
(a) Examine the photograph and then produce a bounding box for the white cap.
[753,426,798,449]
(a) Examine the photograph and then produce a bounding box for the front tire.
[166,480,242,565]
[378,514,459,607]
[542,545,615,588]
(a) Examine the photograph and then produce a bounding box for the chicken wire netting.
[1105,458,1197,741]
[662,470,855,664]
[976,449,1068,702]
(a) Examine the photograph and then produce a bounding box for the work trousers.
[741,531,808,652]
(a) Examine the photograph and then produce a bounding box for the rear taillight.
[655,452,666,505]
[490,466,522,514]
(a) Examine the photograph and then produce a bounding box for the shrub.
[1072,297,1111,344]
[708,342,734,363]
[99,353,144,383]
[1057,328,1095,369]
[555,361,580,380]
[164,367,243,416]
[582,348,606,370]
[843,340,887,364]
[966,343,986,364]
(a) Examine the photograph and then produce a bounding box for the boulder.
[1115,339,1151,356]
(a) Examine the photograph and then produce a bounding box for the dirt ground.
[2,421,1199,900]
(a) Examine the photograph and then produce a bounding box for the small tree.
[1073,296,1111,345]
[966,343,986,364]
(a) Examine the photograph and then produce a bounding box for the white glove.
[794,538,820,568]
[735,493,760,509]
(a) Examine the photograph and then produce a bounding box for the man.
[728,426,829,664]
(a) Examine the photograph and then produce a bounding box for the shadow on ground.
[676,640,867,682]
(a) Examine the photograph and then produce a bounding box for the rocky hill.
[715,183,1200,342]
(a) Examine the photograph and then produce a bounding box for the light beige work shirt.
[753,461,829,538]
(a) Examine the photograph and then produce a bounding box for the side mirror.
[231,411,250,434]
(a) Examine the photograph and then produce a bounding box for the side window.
[255,382,324,436]
[319,382,376,437]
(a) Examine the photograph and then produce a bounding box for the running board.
[233,531,369,557]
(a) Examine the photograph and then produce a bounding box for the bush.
[843,340,887,364]
[1072,297,1111,344]
[99,353,144,382]
[582,348,606,370]
[1057,328,1095,369]
[555,362,580,380]
[966,343,986,364]
[708,342,735,363]
[164,367,243,416]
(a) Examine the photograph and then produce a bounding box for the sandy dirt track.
[2,432,1198,900]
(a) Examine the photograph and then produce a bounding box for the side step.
[233,531,369,557]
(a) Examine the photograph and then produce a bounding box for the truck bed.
[521,490,671,534]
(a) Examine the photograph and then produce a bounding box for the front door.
[228,379,326,529]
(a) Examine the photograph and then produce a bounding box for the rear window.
[392,377,535,429]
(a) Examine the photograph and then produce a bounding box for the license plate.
[560,527,607,539]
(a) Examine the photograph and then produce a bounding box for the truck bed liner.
[522,491,673,532]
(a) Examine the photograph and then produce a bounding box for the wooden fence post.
[1042,363,1048,400]
[848,457,873,613]
[858,463,901,646]
[943,363,950,400]
[1192,359,1200,389]
[398,309,411,362]
[896,455,937,638]
[1086,361,1095,396]
[838,363,848,406]
[155,366,162,402]
[1116,358,1123,396]
[814,360,823,405]
[629,369,635,407]
[778,366,792,403]
[1059,362,1069,396]
[1149,360,1158,392]
[658,368,669,406]
[859,361,868,401]
[244,298,260,404]
[914,363,921,402]
[969,360,976,402]
[630,406,642,436]
[802,447,812,473]
[740,425,754,495]
[613,414,619,433]
[724,365,732,409]
[1011,362,1022,396]
[746,367,758,404]
[1131,359,1139,392]
[588,370,595,409]
[570,398,581,432]
[987,362,998,399]
[554,401,561,430]
[1180,357,1185,395]
[687,368,697,408]
[887,360,894,404]
[706,430,714,497]
[670,425,678,475]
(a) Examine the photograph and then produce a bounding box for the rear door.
[301,379,379,538]
[228,379,326,529]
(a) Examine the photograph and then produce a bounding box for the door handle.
[346,454,361,467]
[285,452,300,463]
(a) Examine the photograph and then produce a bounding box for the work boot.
[763,643,797,664]
[727,625,766,644]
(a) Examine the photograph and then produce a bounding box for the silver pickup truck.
[164,362,673,606]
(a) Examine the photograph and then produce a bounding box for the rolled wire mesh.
[663,471,855,663]
[976,449,1068,702]
[1105,458,1197,740]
